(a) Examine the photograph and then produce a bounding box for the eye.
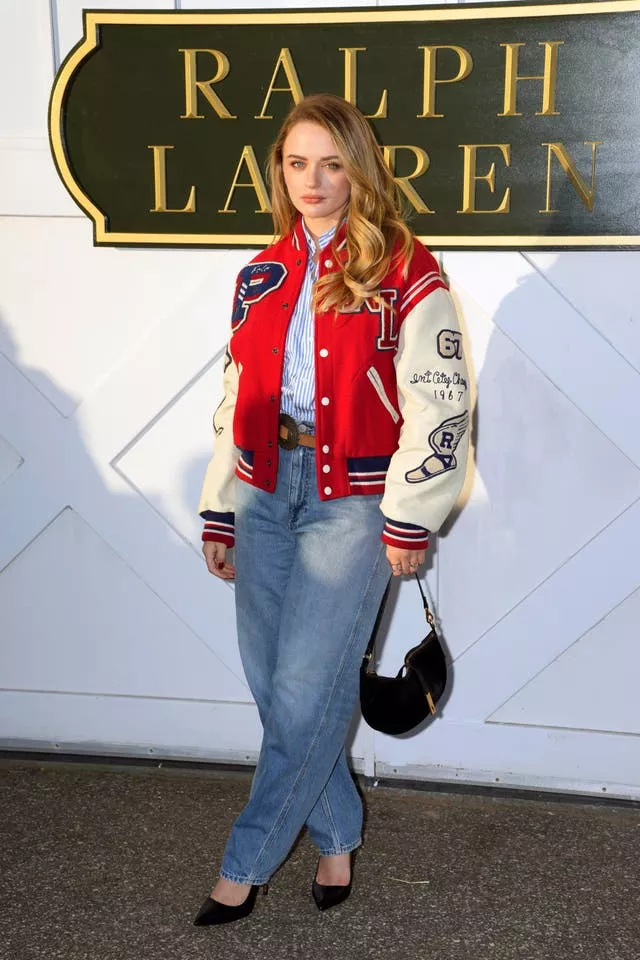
[289,160,305,169]
[325,162,342,171]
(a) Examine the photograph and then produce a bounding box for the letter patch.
[405,411,469,483]
[353,289,399,351]
[232,262,287,330]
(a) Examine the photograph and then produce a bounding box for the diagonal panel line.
[0,688,253,706]
[1,501,248,691]
[0,348,75,420]
[454,492,640,664]
[496,321,640,473]
[522,252,640,378]
[70,501,249,689]
[1,347,244,685]
[488,719,640,739]
[485,582,640,722]
[111,463,236,597]
[0,505,66,577]
[449,268,640,476]
[110,345,227,467]
[107,347,238,588]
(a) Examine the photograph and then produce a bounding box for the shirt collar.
[301,217,337,255]
[292,215,348,259]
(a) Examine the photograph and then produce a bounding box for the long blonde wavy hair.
[267,94,414,312]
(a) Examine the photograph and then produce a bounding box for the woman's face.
[281,121,351,237]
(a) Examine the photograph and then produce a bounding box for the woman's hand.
[386,545,425,577]
[202,540,236,580]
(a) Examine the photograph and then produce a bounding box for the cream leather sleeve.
[198,346,240,537]
[380,287,471,534]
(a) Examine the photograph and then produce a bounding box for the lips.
[301,196,324,203]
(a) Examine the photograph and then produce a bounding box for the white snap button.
[322,444,330,454]
[323,464,331,474]
[319,348,329,358]
[321,396,330,406]
[324,259,333,268]
[324,486,333,495]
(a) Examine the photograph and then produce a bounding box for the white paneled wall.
[1,1,639,799]
[0,0,53,138]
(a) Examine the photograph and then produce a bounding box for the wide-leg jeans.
[219,444,391,885]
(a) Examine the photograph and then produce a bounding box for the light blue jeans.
[220,443,390,885]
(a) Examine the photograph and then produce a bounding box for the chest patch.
[232,262,287,330]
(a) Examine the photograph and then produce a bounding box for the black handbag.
[360,574,447,735]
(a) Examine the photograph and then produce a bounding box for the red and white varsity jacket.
[199,217,470,552]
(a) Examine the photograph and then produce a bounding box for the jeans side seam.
[320,789,342,851]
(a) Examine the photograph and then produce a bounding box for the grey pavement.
[1,757,639,960]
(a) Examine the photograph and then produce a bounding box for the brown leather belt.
[278,413,316,450]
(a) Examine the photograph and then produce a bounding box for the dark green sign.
[49,2,640,248]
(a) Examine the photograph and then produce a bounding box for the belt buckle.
[279,412,299,450]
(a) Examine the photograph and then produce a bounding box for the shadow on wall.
[0,308,252,733]
[366,233,640,748]
[0,317,78,416]
[0,308,171,569]
[351,280,479,743]
[441,243,640,665]
[374,252,553,739]
[438,173,618,543]
[0,249,492,758]
[0,308,230,581]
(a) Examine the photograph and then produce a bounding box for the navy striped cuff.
[200,511,235,548]
[381,518,429,551]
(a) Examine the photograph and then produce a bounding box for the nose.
[304,163,321,190]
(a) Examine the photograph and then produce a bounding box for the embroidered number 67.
[437,329,463,360]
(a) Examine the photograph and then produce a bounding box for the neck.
[302,215,339,241]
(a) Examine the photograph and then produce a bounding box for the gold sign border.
[49,1,640,248]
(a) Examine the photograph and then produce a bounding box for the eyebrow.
[285,153,341,161]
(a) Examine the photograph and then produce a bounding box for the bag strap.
[362,580,391,663]
[414,572,435,627]
[363,573,435,664]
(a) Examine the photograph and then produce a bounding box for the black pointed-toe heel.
[193,883,268,926]
[311,860,352,912]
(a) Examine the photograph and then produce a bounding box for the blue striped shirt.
[280,220,336,425]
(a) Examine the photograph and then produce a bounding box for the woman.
[194,93,470,925]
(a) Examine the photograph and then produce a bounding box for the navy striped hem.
[347,456,392,473]
[347,455,390,492]
[235,448,254,482]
